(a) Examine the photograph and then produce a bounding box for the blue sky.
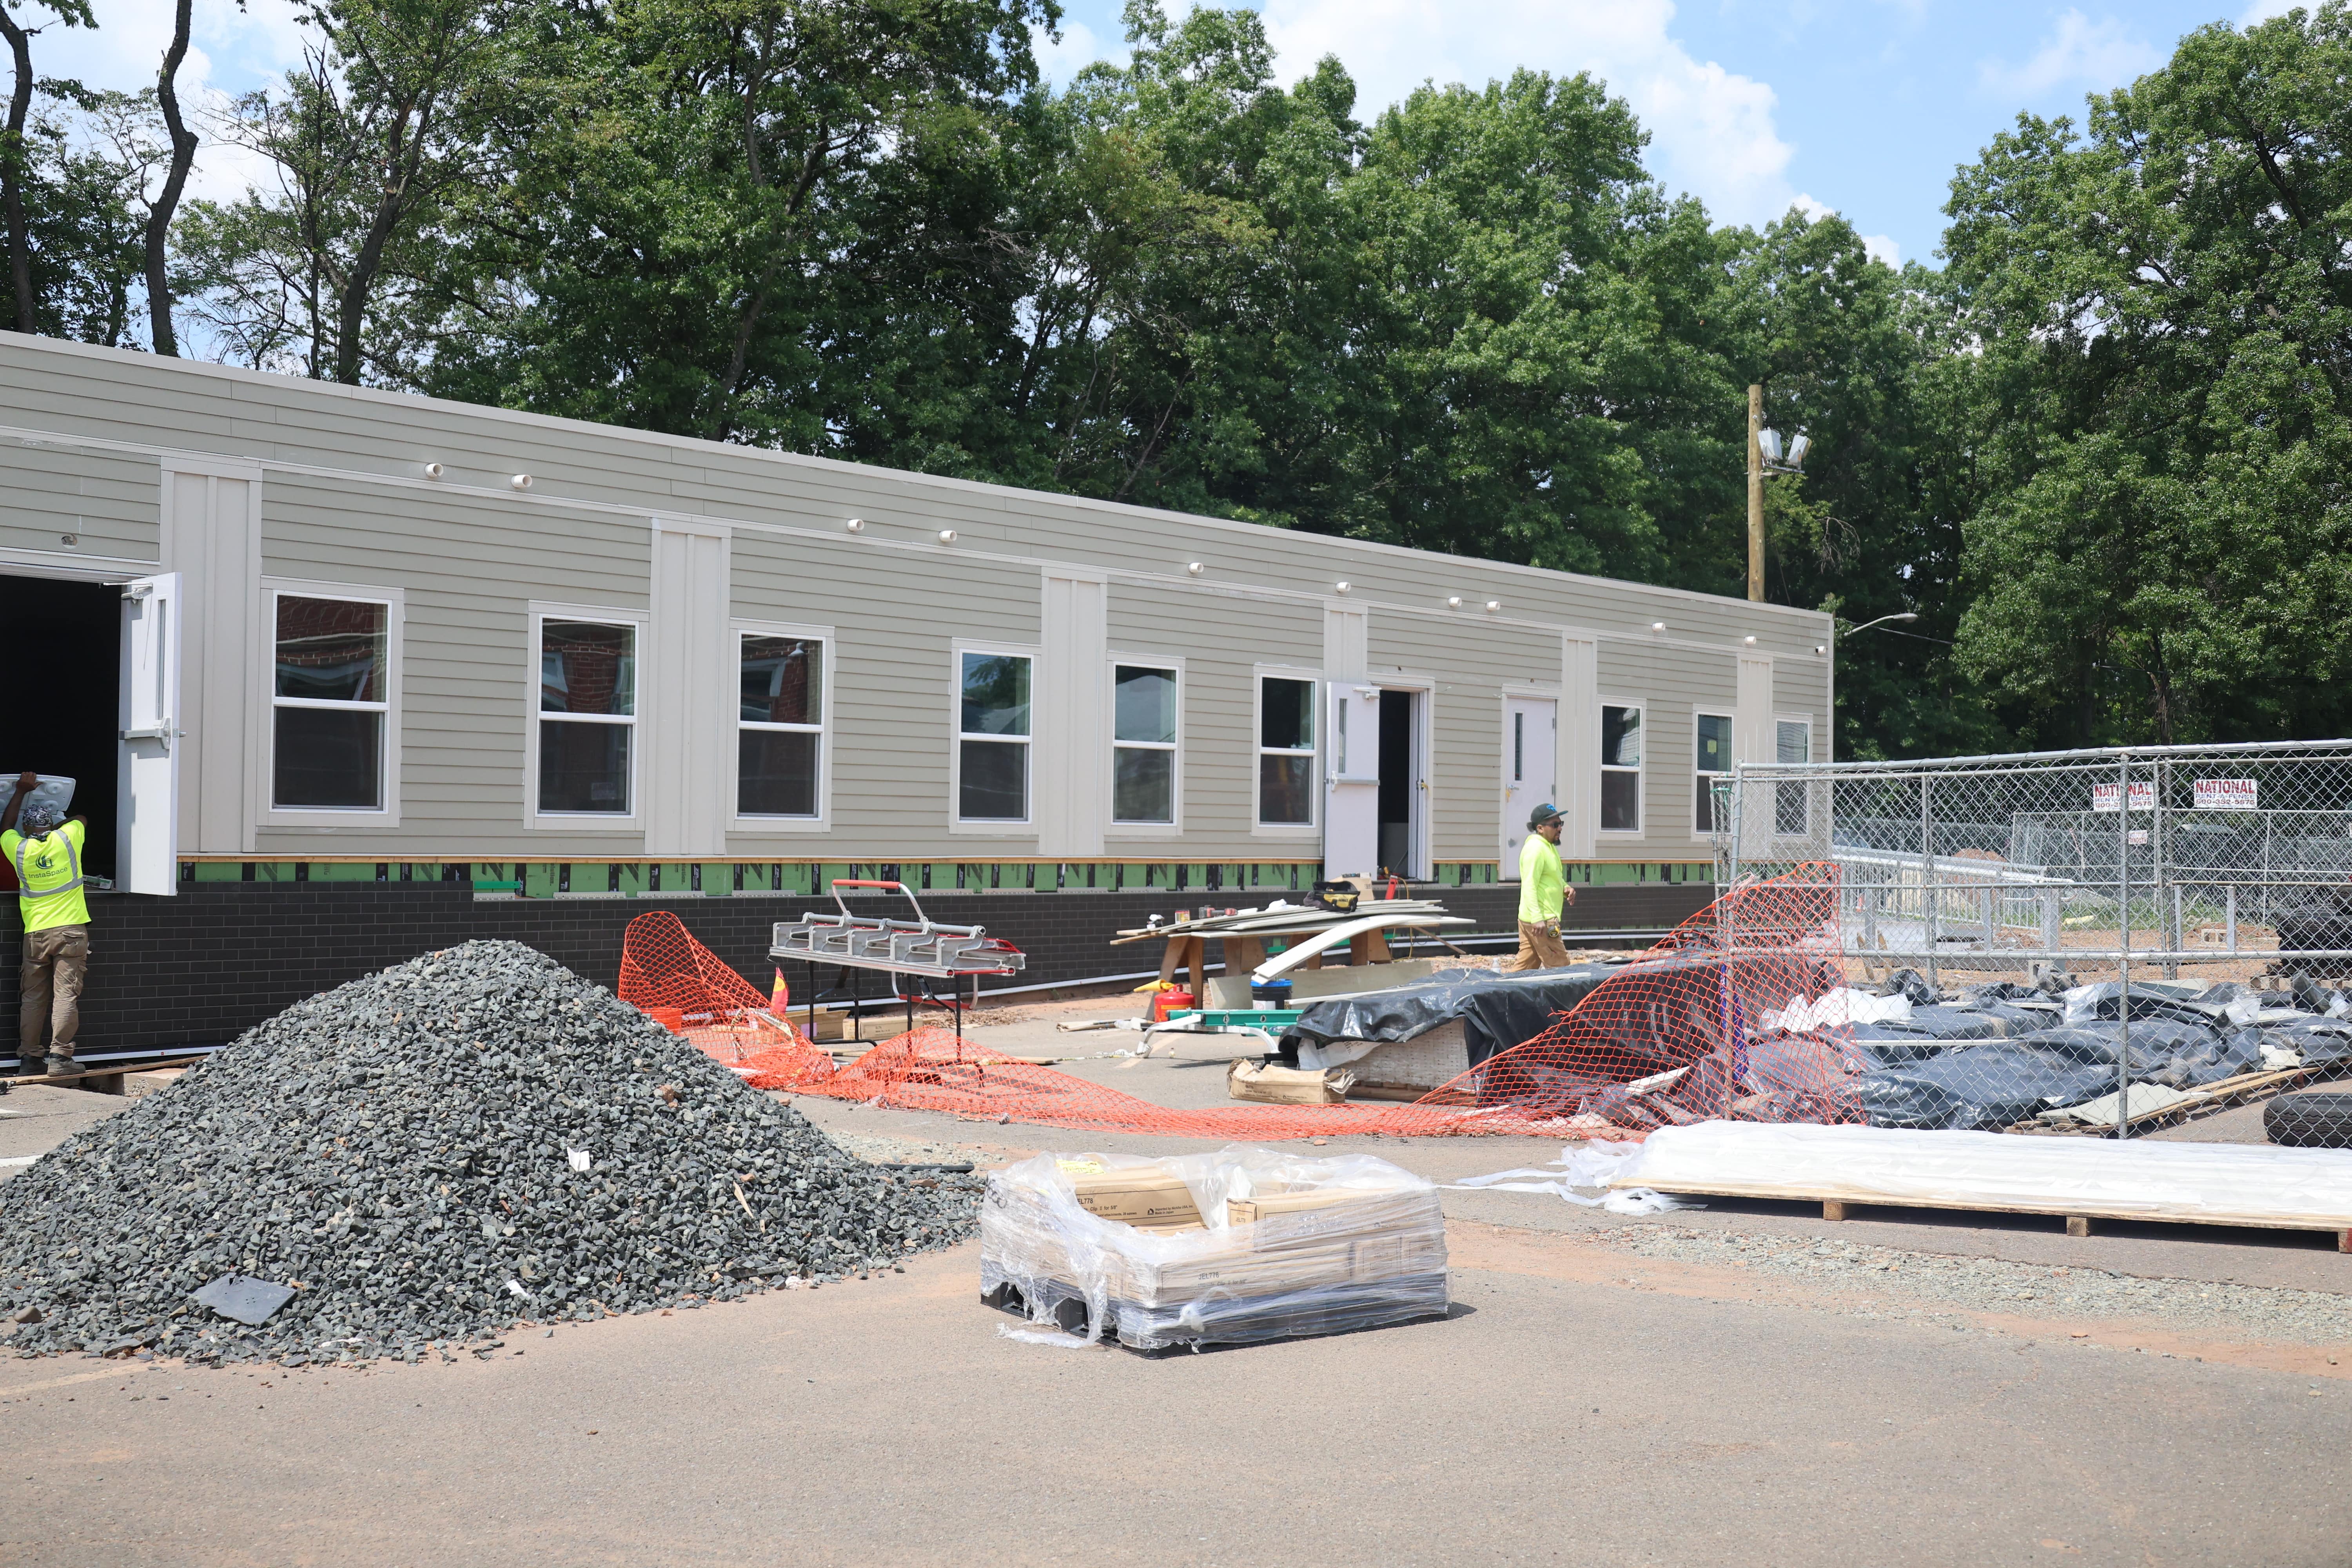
[35,0,2301,268]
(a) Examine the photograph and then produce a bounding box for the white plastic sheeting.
[981,1147,1451,1350]
[1613,1121,2352,1229]
[1447,1143,1702,1213]
[1759,988,1913,1033]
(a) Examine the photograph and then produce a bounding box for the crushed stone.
[1593,1224,2352,1344]
[0,942,981,1367]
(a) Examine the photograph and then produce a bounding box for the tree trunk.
[0,9,36,334]
[145,0,198,356]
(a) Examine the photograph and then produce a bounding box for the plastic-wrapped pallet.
[980,1146,1449,1351]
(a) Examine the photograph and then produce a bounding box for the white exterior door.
[1323,682,1380,878]
[1501,696,1557,877]
[118,573,181,896]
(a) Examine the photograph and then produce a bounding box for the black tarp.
[1856,1044,2120,1131]
[1281,963,1621,1068]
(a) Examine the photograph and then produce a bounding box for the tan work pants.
[20,923,87,1060]
[1508,919,1570,972]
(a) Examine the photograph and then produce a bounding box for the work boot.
[8,1057,44,1078]
[45,1056,76,1079]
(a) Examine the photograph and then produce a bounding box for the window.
[1601,704,1642,833]
[958,650,1031,821]
[1112,663,1178,824]
[1258,676,1317,826]
[539,619,635,814]
[739,633,824,818]
[1775,717,1812,835]
[1693,711,1733,833]
[272,594,388,809]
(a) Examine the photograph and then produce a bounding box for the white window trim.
[1106,651,1184,837]
[1252,663,1322,838]
[1597,695,1643,838]
[950,639,1040,834]
[258,577,403,829]
[1693,705,1735,840]
[526,600,648,832]
[729,618,835,834]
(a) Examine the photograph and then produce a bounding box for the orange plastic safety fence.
[618,866,1857,1141]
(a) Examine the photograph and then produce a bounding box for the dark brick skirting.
[0,881,1714,1055]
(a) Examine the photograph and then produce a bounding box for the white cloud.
[1031,19,1122,87]
[2241,0,2301,22]
[1259,0,1798,228]
[31,0,309,203]
[1977,10,2161,100]
[1792,192,1835,222]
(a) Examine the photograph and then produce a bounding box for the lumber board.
[0,1056,201,1092]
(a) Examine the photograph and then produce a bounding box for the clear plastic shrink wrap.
[980,1146,1450,1350]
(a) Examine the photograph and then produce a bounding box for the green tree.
[0,0,93,332]
[1942,2,2352,744]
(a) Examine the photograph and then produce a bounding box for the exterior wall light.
[1744,635,1758,645]
[1447,596,1463,609]
[845,517,866,533]
[938,528,958,544]
[423,462,444,480]
[510,474,532,491]
[1334,581,1352,594]
[1485,600,1502,613]
[1651,621,1667,633]
[1187,561,1205,576]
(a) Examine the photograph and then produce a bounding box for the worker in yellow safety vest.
[3,770,91,1077]
[1508,803,1577,971]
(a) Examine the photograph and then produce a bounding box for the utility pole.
[1746,383,1764,603]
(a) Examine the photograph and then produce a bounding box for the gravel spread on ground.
[0,942,982,1367]
[1592,1223,2352,1344]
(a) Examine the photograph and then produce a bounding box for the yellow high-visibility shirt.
[3,819,90,933]
[1517,832,1565,925]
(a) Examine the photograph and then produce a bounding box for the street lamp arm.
[1838,612,1920,637]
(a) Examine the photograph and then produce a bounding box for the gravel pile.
[1598,1225,2352,1343]
[0,942,982,1366]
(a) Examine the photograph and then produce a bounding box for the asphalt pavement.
[4,1005,2350,1566]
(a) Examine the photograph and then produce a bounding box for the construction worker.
[2,771,90,1077]
[1509,803,1576,971]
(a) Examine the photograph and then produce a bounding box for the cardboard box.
[1068,1163,1205,1231]
[1229,1059,1355,1105]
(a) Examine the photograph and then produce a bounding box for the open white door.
[1501,696,1557,876]
[1323,681,1380,878]
[118,573,181,895]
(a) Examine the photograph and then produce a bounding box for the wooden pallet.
[1805,1191,2352,1251]
[0,1056,201,1096]
[2007,1065,2317,1137]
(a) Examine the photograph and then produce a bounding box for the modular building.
[0,337,1834,1049]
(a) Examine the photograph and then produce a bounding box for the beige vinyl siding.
[254,473,652,856]
[0,338,1835,866]
[1595,636,1741,853]
[0,438,159,564]
[1105,579,1320,858]
[728,529,1041,859]
[0,341,1835,658]
[1367,608,1527,863]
